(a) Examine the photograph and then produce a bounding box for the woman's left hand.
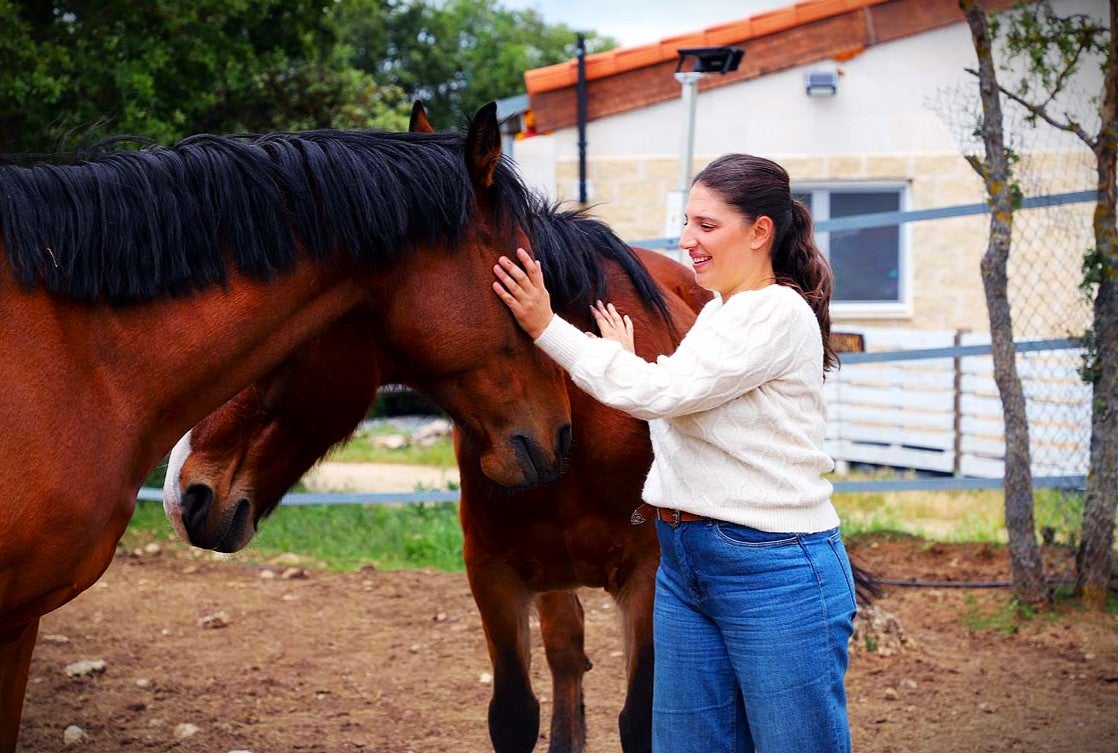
[591,300,635,353]
[493,247,554,339]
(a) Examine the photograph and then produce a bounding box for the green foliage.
[961,593,1045,634]
[337,0,614,129]
[998,0,1109,116]
[370,388,445,418]
[0,0,399,151]
[0,0,614,152]
[1077,245,1108,385]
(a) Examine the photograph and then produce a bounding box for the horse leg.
[537,590,590,753]
[468,562,540,753]
[0,619,39,753]
[613,557,657,753]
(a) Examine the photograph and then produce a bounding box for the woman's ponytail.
[775,199,838,373]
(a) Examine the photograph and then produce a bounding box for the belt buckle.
[670,508,682,528]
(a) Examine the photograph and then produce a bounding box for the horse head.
[162,103,572,552]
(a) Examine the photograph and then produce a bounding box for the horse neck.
[0,260,366,488]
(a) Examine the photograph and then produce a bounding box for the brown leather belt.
[657,508,707,525]
[630,503,706,527]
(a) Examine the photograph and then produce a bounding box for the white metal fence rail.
[825,328,1088,480]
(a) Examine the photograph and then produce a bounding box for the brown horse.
[0,104,574,751]
[164,174,708,753]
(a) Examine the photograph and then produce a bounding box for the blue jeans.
[652,519,856,753]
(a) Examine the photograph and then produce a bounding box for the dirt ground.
[17,537,1118,753]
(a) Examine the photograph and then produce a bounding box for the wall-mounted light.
[663,46,745,240]
[804,69,839,97]
[675,46,744,75]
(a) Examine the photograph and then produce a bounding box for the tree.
[0,0,612,152]
[961,0,1116,608]
[959,0,1049,605]
[995,0,1116,609]
[0,0,409,152]
[339,0,614,130]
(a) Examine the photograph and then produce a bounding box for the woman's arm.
[494,248,804,420]
[534,303,801,420]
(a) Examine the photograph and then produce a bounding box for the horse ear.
[465,101,501,190]
[409,101,434,134]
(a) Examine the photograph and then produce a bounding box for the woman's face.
[680,182,771,299]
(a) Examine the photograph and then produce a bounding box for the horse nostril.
[181,483,215,532]
[557,422,573,459]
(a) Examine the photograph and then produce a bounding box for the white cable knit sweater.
[534,283,839,533]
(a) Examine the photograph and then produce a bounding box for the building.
[514,0,1103,334]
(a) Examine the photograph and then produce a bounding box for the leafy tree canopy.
[0,0,614,153]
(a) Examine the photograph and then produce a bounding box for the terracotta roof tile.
[524,0,1019,132]
[524,0,892,94]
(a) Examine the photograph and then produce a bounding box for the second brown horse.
[165,209,707,753]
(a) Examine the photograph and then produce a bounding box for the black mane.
[0,127,670,321]
[0,129,529,303]
[531,198,672,328]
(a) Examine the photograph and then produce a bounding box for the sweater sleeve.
[533,292,807,420]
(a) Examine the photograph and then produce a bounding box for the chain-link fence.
[929,65,1100,582]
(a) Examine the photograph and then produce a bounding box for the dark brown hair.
[693,153,838,372]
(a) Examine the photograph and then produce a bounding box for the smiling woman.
[494,152,857,753]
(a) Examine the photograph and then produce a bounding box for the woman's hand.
[493,247,554,339]
[591,300,635,353]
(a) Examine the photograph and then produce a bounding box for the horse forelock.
[526,199,672,326]
[0,129,533,305]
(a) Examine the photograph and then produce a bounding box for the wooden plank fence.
[824,327,1090,478]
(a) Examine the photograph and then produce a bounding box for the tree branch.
[964,66,1096,147]
[1036,36,1095,113]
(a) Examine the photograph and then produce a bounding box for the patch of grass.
[961,593,1039,634]
[326,433,456,467]
[126,499,464,572]
[833,483,1098,546]
[1034,488,1085,545]
[941,513,1004,543]
[1048,584,1118,618]
[248,501,463,571]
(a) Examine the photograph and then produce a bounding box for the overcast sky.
[499,0,791,47]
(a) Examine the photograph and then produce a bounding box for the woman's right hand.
[590,300,635,353]
[493,248,554,339]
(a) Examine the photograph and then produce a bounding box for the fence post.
[953,329,965,476]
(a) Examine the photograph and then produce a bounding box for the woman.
[492,154,856,753]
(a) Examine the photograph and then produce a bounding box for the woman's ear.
[751,215,776,250]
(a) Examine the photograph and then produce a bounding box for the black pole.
[576,33,588,205]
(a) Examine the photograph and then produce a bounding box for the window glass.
[829,191,900,303]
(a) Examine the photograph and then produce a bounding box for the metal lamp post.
[663,46,744,244]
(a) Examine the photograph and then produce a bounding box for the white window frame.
[793,181,913,320]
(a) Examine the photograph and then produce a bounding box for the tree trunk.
[1076,0,1118,609]
[961,0,1048,604]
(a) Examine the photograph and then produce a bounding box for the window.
[792,184,910,318]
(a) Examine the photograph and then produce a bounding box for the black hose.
[875,577,1118,593]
